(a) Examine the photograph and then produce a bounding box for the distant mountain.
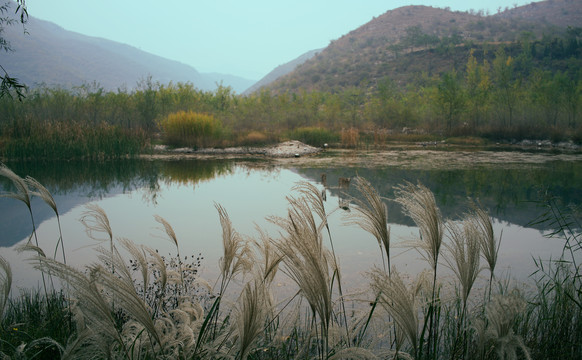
[2,15,255,93]
[264,0,579,93]
[203,72,257,94]
[493,0,582,27]
[244,48,322,94]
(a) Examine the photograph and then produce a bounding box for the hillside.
[264,0,580,93]
[244,48,322,94]
[2,15,254,93]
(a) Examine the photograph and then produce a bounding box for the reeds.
[1,166,578,359]
[347,176,390,273]
[395,181,444,359]
[271,194,335,358]
[0,255,11,318]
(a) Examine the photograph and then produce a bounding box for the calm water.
[1,152,581,293]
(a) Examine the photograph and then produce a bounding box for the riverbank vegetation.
[1,165,580,359]
[0,31,581,159]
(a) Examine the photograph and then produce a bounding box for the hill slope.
[2,16,254,92]
[265,0,579,93]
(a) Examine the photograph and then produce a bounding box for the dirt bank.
[143,140,582,169]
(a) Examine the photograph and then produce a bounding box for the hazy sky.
[28,0,542,80]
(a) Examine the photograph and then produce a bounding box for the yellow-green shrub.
[158,111,223,148]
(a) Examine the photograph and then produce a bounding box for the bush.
[341,128,359,148]
[287,126,338,147]
[158,111,223,149]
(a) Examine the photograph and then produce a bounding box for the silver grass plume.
[271,195,334,353]
[80,204,113,247]
[293,180,350,337]
[234,279,272,360]
[370,267,419,354]
[347,176,391,273]
[25,176,67,263]
[477,291,531,360]
[444,219,481,306]
[293,181,329,227]
[0,163,31,209]
[154,215,186,290]
[0,255,11,318]
[216,203,250,293]
[118,237,150,303]
[473,203,501,300]
[251,225,282,284]
[93,245,162,347]
[35,257,129,356]
[394,182,444,273]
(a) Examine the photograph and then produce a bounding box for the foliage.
[286,126,339,147]
[158,110,223,149]
[0,0,28,100]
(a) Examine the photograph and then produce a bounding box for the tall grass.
[0,164,579,359]
[158,111,223,149]
[1,120,147,160]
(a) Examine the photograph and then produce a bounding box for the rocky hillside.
[264,0,580,93]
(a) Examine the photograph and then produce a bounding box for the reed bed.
[0,164,580,359]
[0,120,147,160]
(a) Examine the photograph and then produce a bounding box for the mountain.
[1,15,255,93]
[243,48,322,94]
[263,0,580,93]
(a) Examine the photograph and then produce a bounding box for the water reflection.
[1,157,580,292]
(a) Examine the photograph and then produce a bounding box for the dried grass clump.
[475,291,531,360]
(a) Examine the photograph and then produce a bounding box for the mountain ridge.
[2,15,255,93]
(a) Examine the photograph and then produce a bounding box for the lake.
[1,148,581,295]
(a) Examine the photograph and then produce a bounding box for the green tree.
[0,0,27,99]
[465,49,492,129]
[492,47,518,127]
[436,69,466,132]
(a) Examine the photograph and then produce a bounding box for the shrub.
[158,111,223,149]
[237,130,275,146]
[341,128,359,148]
[287,126,338,147]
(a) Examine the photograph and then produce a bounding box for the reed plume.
[293,181,350,338]
[80,204,113,248]
[36,257,130,358]
[0,164,32,210]
[347,176,390,273]
[473,203,501,300]
[234,279,272,360]
[271,195,334,358]
[477,291,531,360]
[395,182,444,272]
[395,181,444,358]
[370,267,419,358]
[0,255,11,318]
[251,226,282,284]
[216,203,250,293]
[25,176,67,264]
[154,214,186,291]
[445,219,481,307]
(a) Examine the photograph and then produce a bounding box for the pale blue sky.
[28,0,541,80]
